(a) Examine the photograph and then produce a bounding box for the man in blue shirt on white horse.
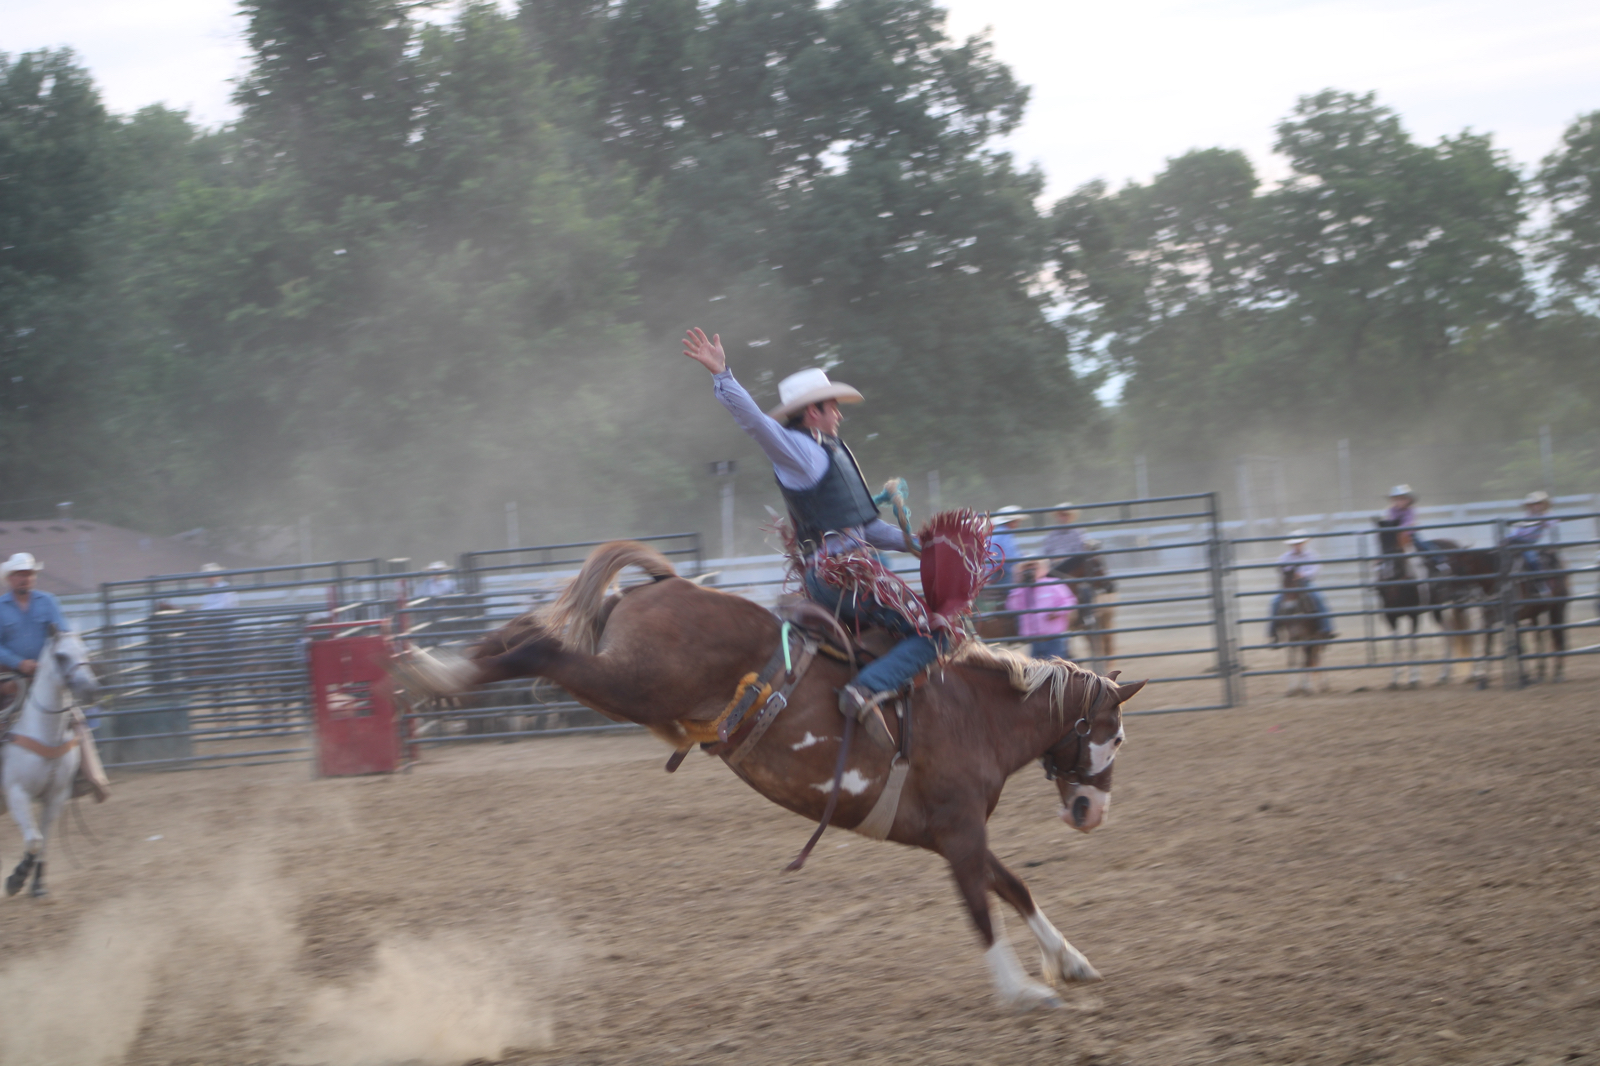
[0,552,110,800]
[682,327,941,751]
[0,553,71,697]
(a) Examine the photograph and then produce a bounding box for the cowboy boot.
[838,684,895,752]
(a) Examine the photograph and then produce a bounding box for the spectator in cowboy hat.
[1042,502,1089,574]
[419,560,460,598]
[989,505,1025,580]
[200,562,239,612]
[1270,531,1336,642]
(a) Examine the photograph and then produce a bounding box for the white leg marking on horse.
[984,937,1063,1011]
[790,731,825,751]
[1025,907,1101,986]
[811,769,873,796]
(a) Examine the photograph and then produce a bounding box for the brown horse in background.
[1272,568,1329,695]
[1443,546,1569,685]
[401,541,1145,1011]
[1053,548,1116,671]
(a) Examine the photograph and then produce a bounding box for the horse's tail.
[541,541,678,655]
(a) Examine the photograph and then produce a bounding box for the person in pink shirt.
[1005,559,1077,660]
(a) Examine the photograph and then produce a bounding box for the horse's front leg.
[5,782,42,898]
[986,850,1099,986]
[942,829,1063,1010]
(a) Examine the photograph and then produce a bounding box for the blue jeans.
[1270,589,1333,637]
[1030,636,1067,661]
[803,568,946,697]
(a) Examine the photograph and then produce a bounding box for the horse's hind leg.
[986,850,1099,986]
[942,830,1062,1010]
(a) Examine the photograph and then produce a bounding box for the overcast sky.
[7,0,1600,198]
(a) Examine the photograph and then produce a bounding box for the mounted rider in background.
[1502,490,1559,595]
[682,328,941,751]
[1270,531,1337,642]
[1383,484,1447,578]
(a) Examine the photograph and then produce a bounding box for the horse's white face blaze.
[1088,724,1124,776]
[1054,705,1124,834]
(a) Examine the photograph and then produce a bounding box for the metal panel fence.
[83,490,1599,774]
[969,492,1235,716]
[89,535,702,770]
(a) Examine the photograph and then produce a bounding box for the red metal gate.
[308,631,404,776]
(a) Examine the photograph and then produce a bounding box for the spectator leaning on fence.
[1005,558,1077,661]
[1271,531,1337,642]
[419,561,460,598]
[1042,502,1088,575]
[200,563,239,611]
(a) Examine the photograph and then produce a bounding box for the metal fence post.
[1207,492,1238,707]
[1496,518,1521,689]
[1358,530,1376,666]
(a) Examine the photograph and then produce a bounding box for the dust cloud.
[288,935,555,1065]
[0,900,164,1066]
[0,864,560,1066]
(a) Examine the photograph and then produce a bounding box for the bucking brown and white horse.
[401,541,1143,1011]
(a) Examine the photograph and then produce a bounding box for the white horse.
[2,629,100,899]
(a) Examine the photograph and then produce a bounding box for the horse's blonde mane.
[947,640,1105,720]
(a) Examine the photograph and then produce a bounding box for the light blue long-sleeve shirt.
[711,369,908,555]
[0,589,72,669]
[1505,517,1557,546]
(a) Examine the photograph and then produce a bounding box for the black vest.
[779,434,881,550]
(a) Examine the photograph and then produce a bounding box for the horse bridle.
[1039,712,1095,784]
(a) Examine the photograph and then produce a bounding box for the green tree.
[0,49,115,503]
[1539,110,1600,302]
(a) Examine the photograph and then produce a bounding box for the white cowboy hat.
[1,552,41,577]
[427,560,451,571]
[1285,530,1311,545]
[1053,501,1077,512]
[1388,484,1414,498]
[1523,490,1551,507]
[766,367,864,422]
[992,505,1024,525]
[201,562,224,573]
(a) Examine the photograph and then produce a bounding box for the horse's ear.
[1112,679,1147,704]
[1106,669,1122,681]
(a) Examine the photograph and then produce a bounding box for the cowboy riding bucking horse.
[682,328,946,751]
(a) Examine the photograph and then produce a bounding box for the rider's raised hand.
[682,327,726,374]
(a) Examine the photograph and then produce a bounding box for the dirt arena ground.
[2,664,1597,1066]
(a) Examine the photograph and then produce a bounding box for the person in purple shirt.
[682,327,938,750]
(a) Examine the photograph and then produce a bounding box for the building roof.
[0,518,258,596]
